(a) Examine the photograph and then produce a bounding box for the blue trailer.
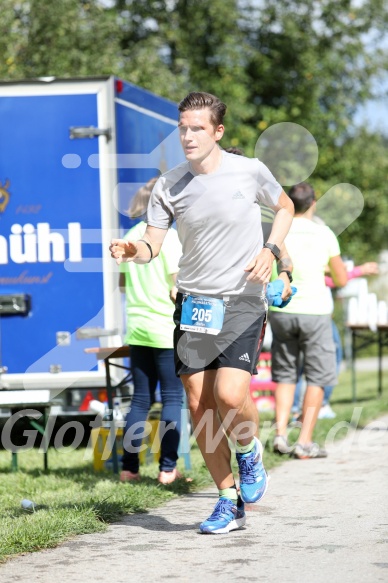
[0,76,183,412]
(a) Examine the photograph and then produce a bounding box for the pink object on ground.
[120,470,141,482]
[158,469,184,485]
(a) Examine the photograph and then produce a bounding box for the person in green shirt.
[119,178,184,485]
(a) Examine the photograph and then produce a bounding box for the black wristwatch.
[263,242,281,260]
[278,270,293,283]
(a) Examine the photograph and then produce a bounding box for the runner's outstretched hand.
[110,239,138,265]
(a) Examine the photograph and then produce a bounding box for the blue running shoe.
[199,497,246,534]
[236,437,268,504]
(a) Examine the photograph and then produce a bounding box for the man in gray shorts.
[270,182,347,458]
[110,91,294,533]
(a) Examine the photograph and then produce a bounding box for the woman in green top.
[119,178,184,485]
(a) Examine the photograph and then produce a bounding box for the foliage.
[242,0,388,141]
[322,131,388,262]
[0,0,387,255]
[0,0,122,79]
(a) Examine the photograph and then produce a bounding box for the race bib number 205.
[180,294,225,335]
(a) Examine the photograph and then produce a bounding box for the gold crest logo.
[0,179,10,213]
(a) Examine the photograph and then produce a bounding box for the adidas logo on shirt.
[239,353,251,363]
[232,190,245,199]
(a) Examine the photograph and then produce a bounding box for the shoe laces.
[237,449,261,484]
[207,498,236,522]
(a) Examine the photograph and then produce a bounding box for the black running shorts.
[173,292,267,376]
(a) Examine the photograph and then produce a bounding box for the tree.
[0,0,387,257]
[113,0,255,144]
[241,0,388,146]
[0,0,121,79]
[238,0,388,259]
[328,131,388,262]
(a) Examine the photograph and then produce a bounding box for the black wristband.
[138,239,153,263]
[263,242,281,260]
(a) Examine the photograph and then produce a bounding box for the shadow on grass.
[0,462,198,497]
[5,499,131,524]
[60,498,146,521]
[0,465,111,482]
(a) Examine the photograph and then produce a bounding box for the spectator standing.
[320,261,379,418]
[119,178,184,485]
[270,182,347,458]
[292,261,379,419]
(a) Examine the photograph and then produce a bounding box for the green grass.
[0,443,210,563]
[0,366,387,563]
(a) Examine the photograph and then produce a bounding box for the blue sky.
[355,93,388,134]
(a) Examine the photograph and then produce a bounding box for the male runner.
[110,91,294,533]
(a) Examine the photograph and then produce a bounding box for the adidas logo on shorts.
[232,190,245,199]
[239,353,251,363]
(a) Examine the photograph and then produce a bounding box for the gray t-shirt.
[147,150,282,296]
